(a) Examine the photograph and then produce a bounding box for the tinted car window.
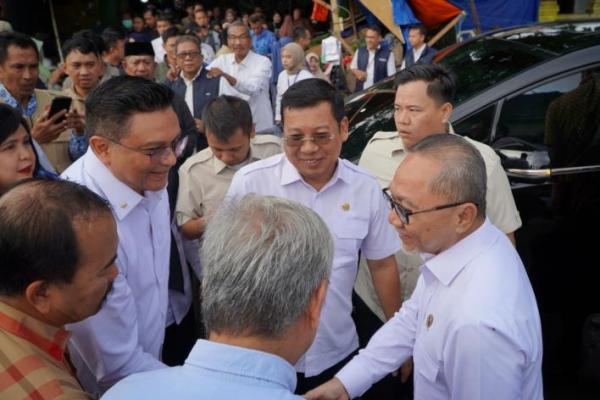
[439,38,553,103]
[494,71,592,169]
[454,104,496,144]
[342,92,396,161]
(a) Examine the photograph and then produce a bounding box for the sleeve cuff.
[335,358,374,399]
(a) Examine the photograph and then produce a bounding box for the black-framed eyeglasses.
[176,51,201,59]
[382,188,476,225]
[227,34,250,42]
[282,133,335,148]
[106,135,187,160]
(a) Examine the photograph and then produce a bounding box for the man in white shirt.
[306,134,543,400]
[61,76,182,394]
[226,78,402,393]
[151,13,174,64]
[166,35,219,132]
[207,21,274,133]
[400,25,437,70]
[350,25,396,92]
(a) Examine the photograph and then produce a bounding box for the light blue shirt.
[102,340,302,399]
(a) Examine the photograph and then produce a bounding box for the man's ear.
[249,123,256,139]
[454,203,479,234]
[306,280,328,331]
[24,281,52,315]
[441,102,453,124]
[339,116,349,143]
[89,136,112,165]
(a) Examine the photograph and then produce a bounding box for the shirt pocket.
[414,343,440,383]
[332,216,368,269]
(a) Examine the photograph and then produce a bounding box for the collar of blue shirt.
[83,148,166,221]
[186,339,297,392]
[280,155,352,189]
[421,218,498,286]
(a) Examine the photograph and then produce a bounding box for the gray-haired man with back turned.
[103,194,334,399]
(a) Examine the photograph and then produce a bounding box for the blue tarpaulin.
[389,0,540,33]
[449,0,540,32]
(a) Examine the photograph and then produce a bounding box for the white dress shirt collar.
[229,51,254,67]
[181,66,203,85]
[83,149,165,221]
[280,155,352,189]
[421,218,494,286]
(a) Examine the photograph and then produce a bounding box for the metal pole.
[469,0,482,34]
[48,0,63,63]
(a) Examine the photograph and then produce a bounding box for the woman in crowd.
[306,52,331,83]
[275,43,314,124]
[0,104,54,193]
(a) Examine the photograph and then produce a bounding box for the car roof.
[352,19,600,103]
[452,43,600,121]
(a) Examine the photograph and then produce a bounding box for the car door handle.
[508,165,600,179]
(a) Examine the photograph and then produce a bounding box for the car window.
[439,38,552,103]
[454,104,496,144]
[495,67,600,169]
[342,92,396,162]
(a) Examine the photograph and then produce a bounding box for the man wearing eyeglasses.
[305,134,543,400]
[121,40,208,367]
[226,78,402,394]
[166,35,219,134]
[207,21,274,133]
[61,76,180,394]
[351,64,522,397]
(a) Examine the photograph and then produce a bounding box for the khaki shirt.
[176,134,282,226]
[355,131,523,321]
[43,87,86,173]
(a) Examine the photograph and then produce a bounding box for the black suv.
[343,20,600,398]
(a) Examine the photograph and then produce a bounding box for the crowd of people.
[0,2,544,400]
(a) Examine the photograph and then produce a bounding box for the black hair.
[366,25,382,36]
[0,31,39,65]
[101,27,126,52]
[292,26,309,42]
[281,78,345,124]
[394,64,456,104]
[410,24,427,37]
[0,103,29,145]
[72,29,106,54]
[157,12,174,24]
[249,13,265,25]
[85,75,174,141]
[162,26,182,43]
[0,179,112,296]
[0,104,41,180]
[62,36,100,59]
[144,5,158,17]
[203,95,253,141]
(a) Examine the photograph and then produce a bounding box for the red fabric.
[311,3,330,22]
[408,0,462,29]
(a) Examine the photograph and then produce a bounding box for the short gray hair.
[410,134,487,218]
[226,21,251,37]
[174,35,202,55]
[201,194,334,338]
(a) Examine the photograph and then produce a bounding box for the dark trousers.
[295,351,358,395]
[352,291,413,400]
[161,308,198,366]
